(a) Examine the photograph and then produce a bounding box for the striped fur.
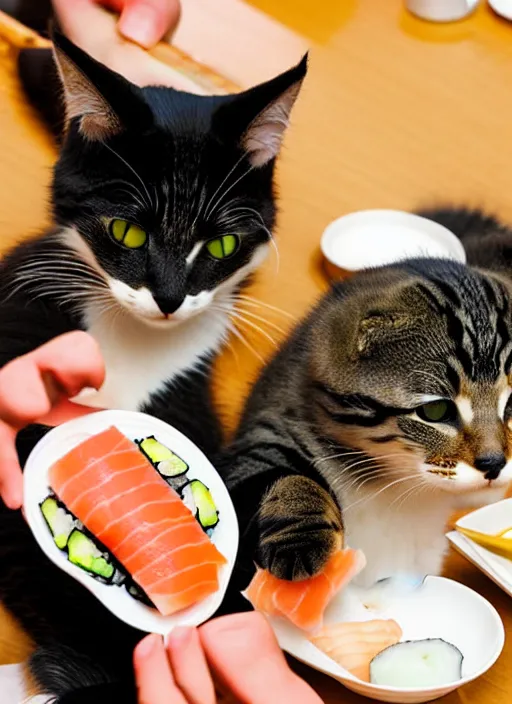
[221,208,512,594]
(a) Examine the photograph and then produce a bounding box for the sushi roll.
[40,496,76,549]
[66,529,115,581]
[181,480,219,530]
[137,436,188,477]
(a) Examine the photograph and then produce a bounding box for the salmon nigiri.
[243,548,366,632]
[50,426,226,616]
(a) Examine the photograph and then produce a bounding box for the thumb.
[117,0,181,48]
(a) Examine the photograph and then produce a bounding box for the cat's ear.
[216,55,308,167]
[51,32,153,141]
[356,312,414,356]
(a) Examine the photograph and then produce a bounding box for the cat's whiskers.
[313,449,366,466]
[228,205,280,273]
[342,474,421,513]
[102,143,154,211]
[223,309,278,349]
[209,310,240,366]
[233,307,287,336]
[331,450,414,473]
[223,317,265,363]
[12,270,108,289]
[7,261,112,306]
[341,467,412,497]
[236,294,296,321]
[213,302,280,348]
[202,154,247,221]
[350,467,412,495]
[334,466,391,495]
[330,451,418,495]
[206,164,257,224]
[390,479,430,512]
[215,298,288,338]
[109,182,147,212]
[12,258,108,288]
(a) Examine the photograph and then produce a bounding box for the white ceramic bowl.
[488,0,512,22]
[270,575,504,703]
[321,209,466,278]
[23,410,238,635]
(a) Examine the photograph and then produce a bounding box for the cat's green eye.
[109,219,147,249]
[206,235,239,260]
[416,400,457,424]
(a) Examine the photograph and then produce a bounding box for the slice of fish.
[50,426,226,616]
[244,548,366,632]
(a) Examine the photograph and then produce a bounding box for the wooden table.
[1,1,512,702]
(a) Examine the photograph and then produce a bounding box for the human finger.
[166,627,216,704]
[0,332,103,428]
[200,612,324,704]
[0,422,23,509]
[134,634,188,704]
[116,0,181,48]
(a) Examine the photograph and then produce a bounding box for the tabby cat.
[223,208,512,599]
[0,34,306,703]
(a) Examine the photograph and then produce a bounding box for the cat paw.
[256,475,342,581]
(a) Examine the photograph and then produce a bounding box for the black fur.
[0,34,307,703]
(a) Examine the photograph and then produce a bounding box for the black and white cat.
[0,33,306,703]
[2,34,306,452]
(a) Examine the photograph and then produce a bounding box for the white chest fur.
[74,303,231,411]
[340,483,456,587]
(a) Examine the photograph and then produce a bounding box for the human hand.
[134,612,324,703]
[0,332,104,509]
[51,0,187,87]
[97,0,180,47]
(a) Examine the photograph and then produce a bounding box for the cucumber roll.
[40,496,75,549]
[67,530,115,581]
[181,480,219,530]
[137,436,188,477]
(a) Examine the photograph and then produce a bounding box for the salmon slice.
[310,619,403,681]
[243,549,366,633]
[50,426,226,616]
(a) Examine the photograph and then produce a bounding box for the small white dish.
[447,498,512,598]
[23,410,239,635]
[320,209,466,278]
[270,575,504,703]
[489,0,512,21]
[406,0,479,22]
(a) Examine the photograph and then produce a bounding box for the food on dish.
[243,548,366,632]
[369,638,464,687]
[137,436,189,477]
[42,426,225,615]
[181,480,219,529]
[311,619,402,682]
[456,524,512,560]
[66,529,115,580]
[40,496,75,549]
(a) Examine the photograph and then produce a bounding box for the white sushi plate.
[447,498,512,598]
[23,410,239,635]
[269,575,504,703]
